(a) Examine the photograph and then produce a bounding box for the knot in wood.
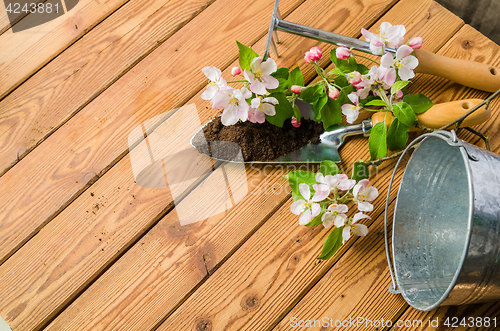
[196,320,212,331]
[461,39,474,50]
[241,294,260,311]
[246,296,258,307]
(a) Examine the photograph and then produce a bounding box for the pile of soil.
[198,117,324,162]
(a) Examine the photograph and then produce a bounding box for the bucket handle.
[384,130,462,294]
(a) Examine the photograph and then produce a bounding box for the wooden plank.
[392,301,500,330]
[155,161,406,330]
[0,0,302,265]
[0,0,46,36]
[0,0,216,177]
[38,0,402,329]
[0,0,131,99]
[272,201,404,331]
[152,2,486,330]
[274,127,500,331]
[410,24,500,103]
[44,164,292,331]
[274,22,500,331]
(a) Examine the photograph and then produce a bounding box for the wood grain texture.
[0,0,215,177]
[156,2,499,330]
[0,0,302,266]
[0,152,175,330]
[274,21,500,331]
[41,0,401,329]
[273,199,405,331]
[410,24,500,104]
[0,0,46,36]
[0,0,133,99]
[392,301,500,330]
[0,0,307,329]
[45,163,292,331]
[156,155,408,331]
[436,0,500,45]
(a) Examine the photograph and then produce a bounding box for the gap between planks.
[0,0,219,178]
[156,1,500,330]
[0,0,48,35]
[37,0,402,330]
[0,1,308,330]
[0,0,138,100]
[272,24,500,331]
[0,0,305,268]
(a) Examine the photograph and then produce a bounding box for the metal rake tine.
[272,29,279,44]
[273,7,282,43]
[263,0,280,60]
[271,35,279,58]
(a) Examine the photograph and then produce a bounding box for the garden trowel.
[190,99,490,163]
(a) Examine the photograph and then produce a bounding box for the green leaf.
[320,160,339,176]
[403,94,434,114]
[351,161,369,182]
[300,85,324,103]
[390,80,410,95]
[357,63,370,75]
[268,68,290,93]
[318,227,343,260]
[320,98,343,130]
[305,214,323,227]
[387,118,410,151]
[392,102,417,127]
[288,67,304,86]
[312,94,328,120]
[368,122,387,160]
[365,99,388,107]
[330,49,357,73]
[236,41,259,71]
[335,89,351,107]
[333,76,351,89]
[272,67,289,79]
[266,92,294,127]
[287,170,318,200]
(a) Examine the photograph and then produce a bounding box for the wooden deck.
[1,0,500,330]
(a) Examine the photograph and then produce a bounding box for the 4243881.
[444,316,497,328]
[6,2,60,14]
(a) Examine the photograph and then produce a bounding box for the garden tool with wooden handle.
[190,99,491,163]
[263,0,500,92]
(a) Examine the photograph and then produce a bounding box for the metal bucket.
[385,130,500,311]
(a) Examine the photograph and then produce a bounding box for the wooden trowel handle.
[413,49,500,92]
[371,99,490,130]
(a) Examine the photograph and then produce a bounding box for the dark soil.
[196,117,324,162]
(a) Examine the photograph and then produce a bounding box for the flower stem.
[353,53,380,66]
[367,144,420,166]
[227,80,248,83]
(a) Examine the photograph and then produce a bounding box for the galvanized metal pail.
[384,130,500,311]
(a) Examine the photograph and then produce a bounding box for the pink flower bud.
[328,86,340,99]
[304,46,322,63]
[231,66,242,76]
[336,46,351,60]
[409,37,423,49]
[291,85,304,95]
[346,71,362,86]
[291,117,301,127]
